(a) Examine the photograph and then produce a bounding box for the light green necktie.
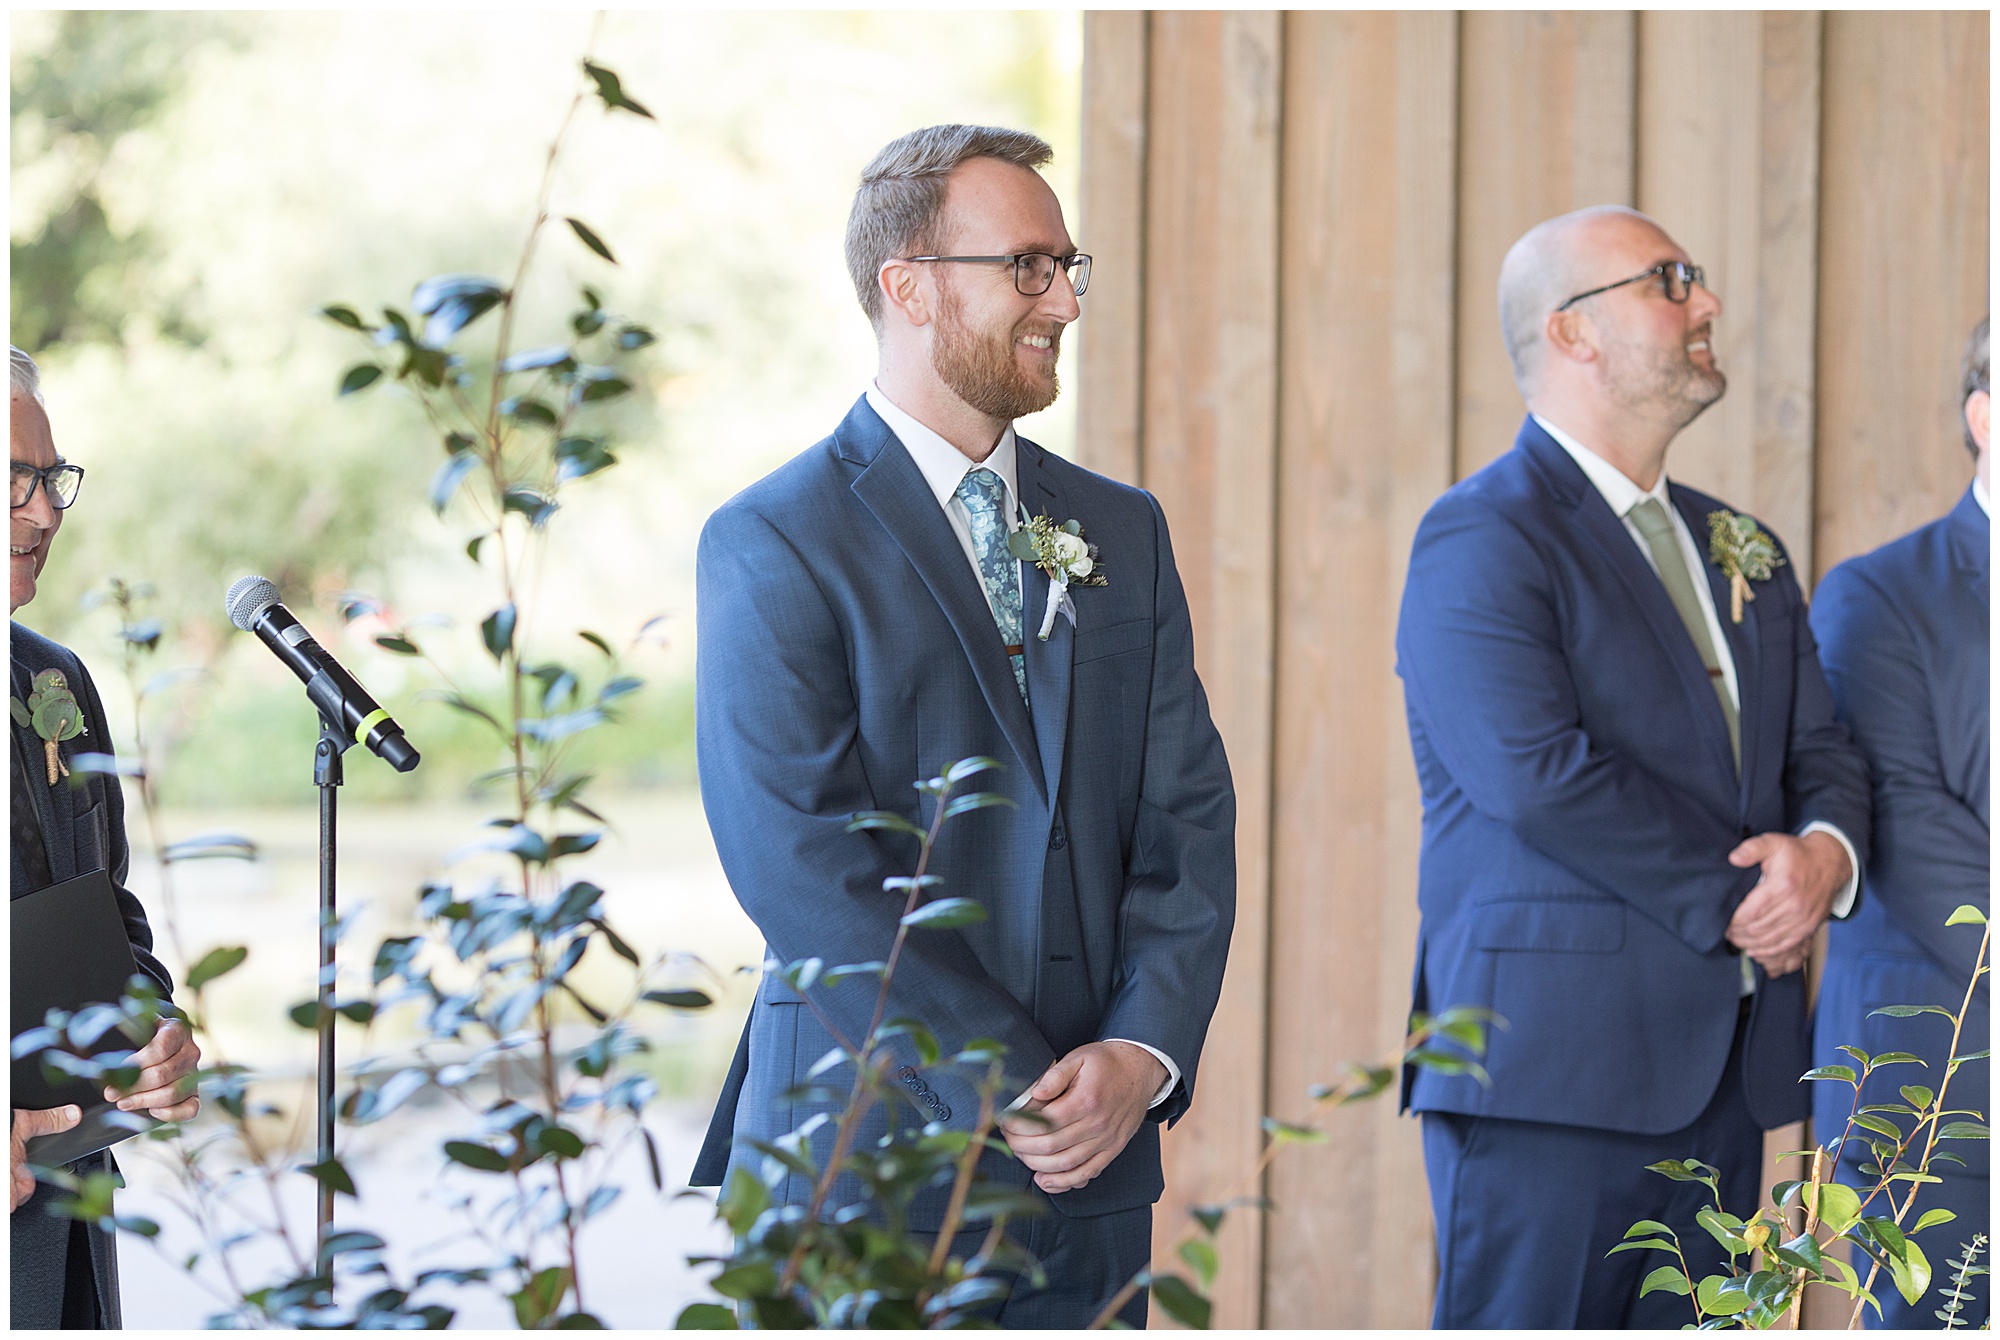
[1628,498,1739,769]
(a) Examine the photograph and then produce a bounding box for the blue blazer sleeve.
[1812,562,1983,982]
[1095,493,1236,1116]
[1397,495,1755,953]
[695,501,1059,1092]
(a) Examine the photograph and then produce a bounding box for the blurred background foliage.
[10,10,1082,808]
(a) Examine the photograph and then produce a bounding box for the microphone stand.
[308,678,354,1264]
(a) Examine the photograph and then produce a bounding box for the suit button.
[935,1104,952,1121]
[1050,827,1067,851]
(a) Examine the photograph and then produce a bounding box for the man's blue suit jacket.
[1395,418,1870,1135]
[688,397,1235,1224]
[1811,486,1988,1178]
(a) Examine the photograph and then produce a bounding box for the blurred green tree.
[10,12,235,350]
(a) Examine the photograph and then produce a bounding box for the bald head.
[1498,205,1664,393]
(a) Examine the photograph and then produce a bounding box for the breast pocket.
[1072,616,1152,667]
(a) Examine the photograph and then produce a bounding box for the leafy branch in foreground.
[1087,1005,1504,1329]
[677,758,1038,1330]
[1618,904,1989,1328]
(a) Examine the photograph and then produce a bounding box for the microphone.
[225,576,420,773]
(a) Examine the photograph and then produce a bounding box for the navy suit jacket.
[10,621,173,1330]
[1811,487,1988,1177]
[689,397,1235,1223]
[1395,418,1870,1134]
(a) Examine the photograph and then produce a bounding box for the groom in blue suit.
[689,125,1235,1328]
[1811,317,1989,1329]
[1396,207,1870,1327]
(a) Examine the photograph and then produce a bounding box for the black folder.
[11,868,163,1165]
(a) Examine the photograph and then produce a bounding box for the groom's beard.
[931,284,1062,422]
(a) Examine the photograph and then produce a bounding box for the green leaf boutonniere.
[10,667,88,785]
[1706,510,1785,624]
[1008,514,1106,640]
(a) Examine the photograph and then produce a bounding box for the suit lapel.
[11,647,73,882]
[1674,486,1761,795]
[1018,440,1074,807]
[1520,430,1740,784]
[842,405,1048,804]
[1949,485,1989,609]
[1561,470,1740,783]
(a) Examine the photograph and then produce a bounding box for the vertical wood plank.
[1264,11,1457,1327]
[1636,15,1829,1281]
[1137,10,1281,1329]
[1637,11,1823,576]
[1454,11,1636,480]
[1077,12,1148,487]
[1815,10,1991,578]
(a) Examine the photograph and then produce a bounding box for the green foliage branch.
[675,758,1049,1329]
[1618,906,1990,1328]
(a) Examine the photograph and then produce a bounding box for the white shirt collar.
[866,383,1019,516]
[1974,474,1990,517]
[1533,413,1672,518]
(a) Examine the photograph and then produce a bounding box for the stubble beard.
[1602,322,1728,432]
[931,282,1061,423]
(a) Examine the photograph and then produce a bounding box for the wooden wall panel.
[1136,10,1281,1329]
[1815,9,1990,578]
[1454,11,1636,479]
[1264,11,1458,1327]
[1637,11,1822,573]
[1077,11,1148,487]
[1080,9,1990,1328]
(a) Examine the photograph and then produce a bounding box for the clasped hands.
[10,1017,200,1212]
[1724,830,1851,979]
[995,1040,1166,1195]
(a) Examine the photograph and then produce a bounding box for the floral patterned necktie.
[955,468,1028,703]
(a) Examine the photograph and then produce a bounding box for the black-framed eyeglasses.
[904,252,1092,298]
[10,460,85,511]
[1555,260,1706,312]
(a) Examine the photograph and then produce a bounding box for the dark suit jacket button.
[934,1104,951,1121]
[899,1067,918,1083]
[1050,827,1067,851]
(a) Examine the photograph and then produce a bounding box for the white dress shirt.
[1975,474,1990,517]
[1533,416,1860,989]
[866,385,1181,1107]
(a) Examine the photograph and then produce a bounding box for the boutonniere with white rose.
[1706,509,1785,623]
[1009,514,1107,640]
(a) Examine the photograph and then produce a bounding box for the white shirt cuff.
[1105,1038,1180,1108]
[1799,820,1861,919]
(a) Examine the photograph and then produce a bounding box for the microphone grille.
[225,575,281,632]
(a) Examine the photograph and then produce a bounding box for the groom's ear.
[877,258,933,330]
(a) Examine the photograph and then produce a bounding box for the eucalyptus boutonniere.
[1009,514,1106,640]
[1706,510,1785,624]
[11,668,88,785]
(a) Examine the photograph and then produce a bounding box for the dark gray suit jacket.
[1812,486,1989,1178]
[689,398,1235,1225]
[11,620,174,1329]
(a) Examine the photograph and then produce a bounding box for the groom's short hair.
[846,124,1053,328]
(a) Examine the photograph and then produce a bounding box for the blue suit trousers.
[1423,1013,1761,1327]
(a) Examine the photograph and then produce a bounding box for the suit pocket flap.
[1472,899,1624,953]
[1072,616,1152,665]
[759,973,805,1004]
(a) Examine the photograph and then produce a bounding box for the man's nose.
[14,486,56,530]
[1689,279,1722,324]
[1042,270,1082,323]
